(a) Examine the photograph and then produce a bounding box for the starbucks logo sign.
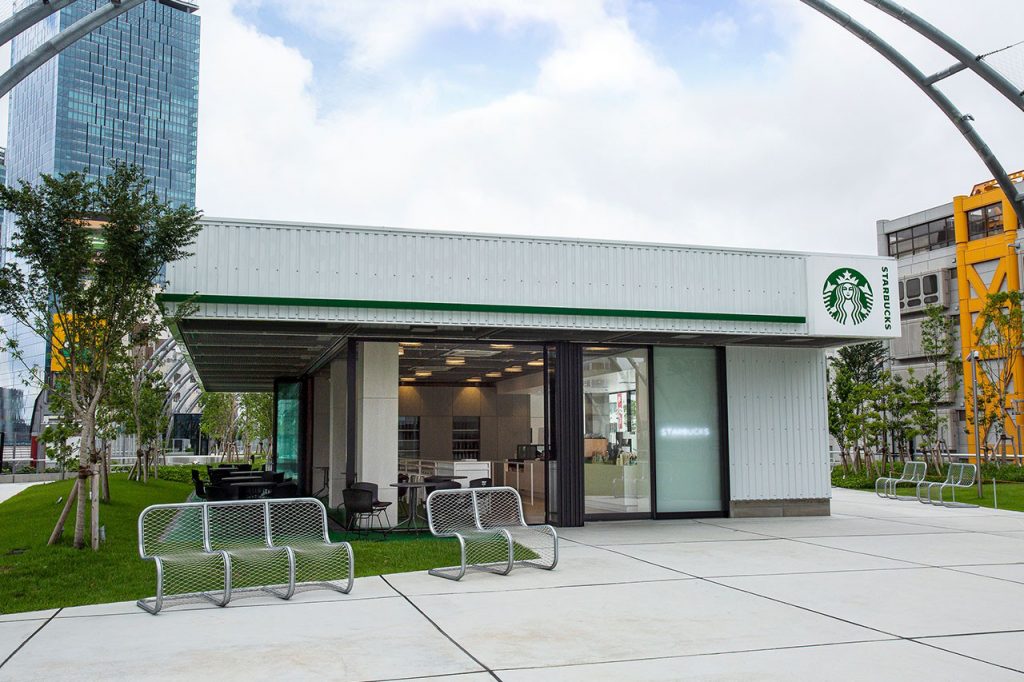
[822,268,873,325]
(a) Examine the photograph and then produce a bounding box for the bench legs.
[291,542,355,594]
[429,530,514,581]
[137,551,231,615]
[508,525,559,571]
[222,547,296,601]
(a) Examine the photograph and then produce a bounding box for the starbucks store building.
[161,219,899,525]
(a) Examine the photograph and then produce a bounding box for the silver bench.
[917,463,978,507]
[425,486,558,581]
[137,497,353,614]
[875,461,927,500]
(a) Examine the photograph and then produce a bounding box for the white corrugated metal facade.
[726,347,831,501]
[163,218,843,336]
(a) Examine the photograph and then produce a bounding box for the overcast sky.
[11,0,1024,256]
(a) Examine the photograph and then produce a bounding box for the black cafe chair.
[204,484,237,502]
[425,479,460,497]
[191,477,207,500]
[342,487,387,538]
[469,477,492,488]
[352,482,392,526]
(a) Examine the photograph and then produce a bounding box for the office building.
[877,171,1024,455]
[0,0,200,452]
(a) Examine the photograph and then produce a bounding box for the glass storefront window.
[274,381,301,481]
[653,347,723,513]
[583,347,650,515]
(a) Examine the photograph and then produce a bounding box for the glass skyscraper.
[0,0,200,450]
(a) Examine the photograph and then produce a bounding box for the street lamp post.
[971,350,982,497]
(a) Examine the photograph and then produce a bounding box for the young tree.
[919,304,961,469]
[199,391,240,460]
[974,290,1024,465]
[0,163,201,549]
[108,362,170,483]
[238,392,272,458]
[828,341,889,474]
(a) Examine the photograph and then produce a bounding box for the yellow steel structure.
[955,178,1024,456]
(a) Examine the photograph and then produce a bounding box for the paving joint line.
[488,637,901,675]
[380,575,500,681]
[393,575,692,599]
[0,607,61,670]
[365,671,492,682]
[908,637,1024,675]
[935,565,1024,588]
[52,589,402,619]
[595,525,1024,678]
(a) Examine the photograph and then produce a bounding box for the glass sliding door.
[583,347,651,516]
[653,347,725,514]
[274,380,302,482]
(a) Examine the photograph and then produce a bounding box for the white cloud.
[196,0,1024,256]
[698,13,739,48]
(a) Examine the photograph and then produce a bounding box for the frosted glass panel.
[654,348,722,513]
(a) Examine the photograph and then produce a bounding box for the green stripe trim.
[156,293,806,325]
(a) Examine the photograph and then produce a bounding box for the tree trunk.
[97,443,107,502]
[73,465,88,549]
[102,444,111,502]
[47,477,80,545]
[141,447,148,483]
[90,465,100,551]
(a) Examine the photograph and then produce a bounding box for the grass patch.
[832,468,1024,512]
[0,475,462,615]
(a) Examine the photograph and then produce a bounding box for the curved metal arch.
[863,0,1024,112]
[0,0,147,101]
[0,0,77,48]
[799,0,1024,229]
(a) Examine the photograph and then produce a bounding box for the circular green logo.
[822,268,873,325]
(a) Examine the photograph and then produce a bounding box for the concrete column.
[328,357,347,508]
[311,374,330,496]
[356,342,399,518]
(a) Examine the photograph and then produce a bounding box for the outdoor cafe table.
[229,481,276,499]
[390,476,467,532]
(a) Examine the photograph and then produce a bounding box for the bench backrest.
[207,501,271,550]
[138,498,330,557]
[268,498,330,546]
[138,502,207,559]
[426,486,526,536]
[901,461,927,483]
[949,463,976,486]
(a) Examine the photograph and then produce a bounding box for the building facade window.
[887,216,955,257]
[452,416,480,460]
[967,203,1003,240]
[398,416,420,459]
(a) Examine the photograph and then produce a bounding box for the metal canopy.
[178,317,849,392]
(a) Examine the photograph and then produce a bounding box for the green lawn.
[834,474,1024,512]
[0,474,460,615]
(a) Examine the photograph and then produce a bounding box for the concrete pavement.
[2,487,1023,680]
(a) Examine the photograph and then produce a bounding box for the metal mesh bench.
[917,463,978,507]
[875,461,927,500]
[426,486,557,581]
[138,498,352,614]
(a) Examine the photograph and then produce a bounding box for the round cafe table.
[390,482,430,531]
[390,477,470,531]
